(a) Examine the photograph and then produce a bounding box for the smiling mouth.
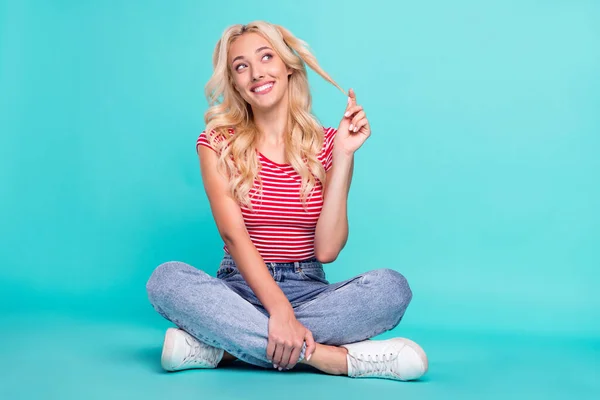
[251,81,275,94]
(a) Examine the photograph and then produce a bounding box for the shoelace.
[182,336,215,366]
[349,352,398,378]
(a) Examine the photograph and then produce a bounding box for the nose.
[251,68,264,82]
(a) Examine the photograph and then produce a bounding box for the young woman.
[146,21,428,382]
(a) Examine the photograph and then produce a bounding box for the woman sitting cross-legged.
[146,20,428,382]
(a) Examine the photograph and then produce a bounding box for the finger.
[287,345,302,370]
[266,339,276,363]
[344,96,354,113]
[344,105,363,118]
[279,344,293,370]
[273,344,284,368]
[354,119,370,135]
[345,88,357,111]
[348,88,357,105]
[304,330,316,362]
[351,110,366,128]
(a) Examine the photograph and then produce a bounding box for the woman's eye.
[235,54,272,72]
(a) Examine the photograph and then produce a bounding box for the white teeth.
[252,82,274,93]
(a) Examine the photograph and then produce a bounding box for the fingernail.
[307,354,312,361]
[273,364,278,369]
[354,126,358,132]
[344,111,350,117]
[278,367,282,371]
[349,124,354,131]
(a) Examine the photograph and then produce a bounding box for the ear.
[287,66,293,76]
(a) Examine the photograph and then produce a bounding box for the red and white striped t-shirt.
[197,126,337,262]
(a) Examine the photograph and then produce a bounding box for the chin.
[250,95,285,111]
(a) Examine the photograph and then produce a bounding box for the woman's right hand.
[267,310,316,370]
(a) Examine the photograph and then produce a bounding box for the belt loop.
[267,263,273,275]
[294,261,300,272]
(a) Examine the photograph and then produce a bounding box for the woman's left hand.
[334,88,371,156]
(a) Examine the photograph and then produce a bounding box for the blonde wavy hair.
[203,21,345,210]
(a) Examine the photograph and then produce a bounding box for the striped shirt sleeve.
[196,130,216,153]
[196,129,230,155]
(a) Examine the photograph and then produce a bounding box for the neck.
[252,93,289,145]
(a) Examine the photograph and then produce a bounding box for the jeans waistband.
[220,253,322,269]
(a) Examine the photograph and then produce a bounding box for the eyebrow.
[231,46,272,64]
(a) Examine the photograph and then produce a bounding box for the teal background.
[1,0,598,399]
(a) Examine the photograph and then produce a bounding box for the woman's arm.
[314,154,354,263]
[197,145,293,317]
[314,88,371,263]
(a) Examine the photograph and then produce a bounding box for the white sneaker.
[160,327,224,372]
[341,338,428,381]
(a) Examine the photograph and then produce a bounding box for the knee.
[379,268,413,308]
[367,268,413,324]
[146,261,192,304]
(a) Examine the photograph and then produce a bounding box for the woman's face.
[229,32,292,112]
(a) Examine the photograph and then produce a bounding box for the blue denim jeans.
[146,253,412,369]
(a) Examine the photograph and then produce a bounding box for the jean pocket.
[298,267,329,284]
[217,266,238,280]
